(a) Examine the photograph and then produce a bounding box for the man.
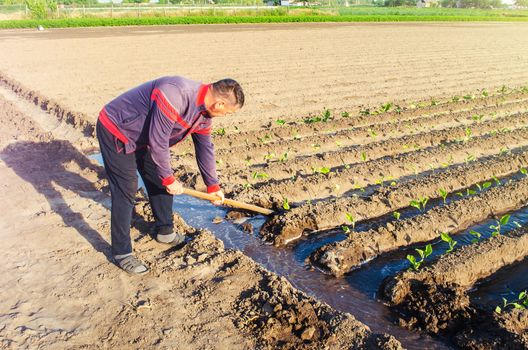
[96,76,244,275]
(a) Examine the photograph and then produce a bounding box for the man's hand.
[166,180,183,195]
[210,190,225,206]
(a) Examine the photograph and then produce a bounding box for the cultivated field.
[1,22,528,349]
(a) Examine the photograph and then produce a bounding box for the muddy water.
[90,153,451,349]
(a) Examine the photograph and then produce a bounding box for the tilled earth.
[2,22,528,350]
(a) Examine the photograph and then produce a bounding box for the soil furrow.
[219,111,528,181]
[312,175,528,277]
[261,148,528,246]
[229,126,528,207]
[210,101,528,169]
[378,225,528,349]
[207,91,528,150]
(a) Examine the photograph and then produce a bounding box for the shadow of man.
[1,139,113,260]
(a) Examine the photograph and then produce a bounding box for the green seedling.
[407,243,433,271]
[314,167,330,175]
[258,134,272,143]
[466,188,477,196]
[463,94,474,101]
[263,153,275,161]
[390,181,397,186]
[345,213,356,231]
[380,102,392,113]
[275,119,286,125]
[279,152,288,162]
[344,163,351,170]
[476,181,492,191]
[312,144,321,151]
[430,99,438,106]
[472,114,483,121]
[495,291,528,314]
[452,95,460,102]
[514,221,522,228]
[342,225,351,234]
[360,152,367,162]
[490,214,510,237]
[242,183,252,190]
[521,167,528,176]
[498,85,508,94]
[393,211,401,220]
[360,108,371,116]
[214,128,226,136]
[465,154,475,164]
[469,230,482,243]
[336,141,343,147]
[440,232,457,253]
[368,128,378,138]
[439,188,448,204]
[282,197,290,210]
[341,111,350,118]
[244,157,252,166]
[481,89,489,97]
[464,127,472,141]
[410,196,429,212]
[394,105,403,114]
[252,172,269,180]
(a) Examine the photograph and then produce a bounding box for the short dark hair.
[211,78,244,108]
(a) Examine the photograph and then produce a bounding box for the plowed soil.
[2,22,528,350]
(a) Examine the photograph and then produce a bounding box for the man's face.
[206,99,240,118]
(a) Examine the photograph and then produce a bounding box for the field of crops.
[170,86,528,347]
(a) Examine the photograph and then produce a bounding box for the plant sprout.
[342,226,351,234]
[492,175,501,185]
[243,183,252,190]
[345,213,356,231]
[263,153,275,161]
[276,119,286,125]
[439,188,448,204]
[490,214,510,237]
[341,111,350,118]
[214,128,226,136]
[252,172,269,180]
[282,198,290,210]
[410,196,429,212]
[472,114,483,121]
[313,167,330,175]
[279,152,288,162]
[440,232,457,253]
[380,102,392,112]
[407,244,433,271]
[393,211,401,220]
[495,291,528,314]
[360,152,367,162]
[469,230,482,243]
[521,167,528,176]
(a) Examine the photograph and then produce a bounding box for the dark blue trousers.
[96,120,174,256]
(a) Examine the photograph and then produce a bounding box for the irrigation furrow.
[222,111,528,181]
[229,126,528,207]
[201,90,528,151]
[312,175,528,277]
[260,148,528,246]
[379,225,528,346]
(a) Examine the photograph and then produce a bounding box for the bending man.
[96,76,244,274]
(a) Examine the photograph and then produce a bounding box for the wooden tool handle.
[182,188,274,216]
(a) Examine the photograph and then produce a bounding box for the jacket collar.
[196,83,210,107]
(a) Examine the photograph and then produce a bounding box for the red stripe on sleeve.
[161,175,175,187]
[98,108,129,144]
[193,127,211,135]
[151,88,190,129]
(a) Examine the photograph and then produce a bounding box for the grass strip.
[2,14,528,29]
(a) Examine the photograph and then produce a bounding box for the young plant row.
[260,148,528,245]
[380,224,528,348]
[209,97,528,165]
[194,89,528,151]
[311,174,528,276]
[231,125,528,207]
[227,111,528,183]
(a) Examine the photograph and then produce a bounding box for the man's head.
[204,78,244,118]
